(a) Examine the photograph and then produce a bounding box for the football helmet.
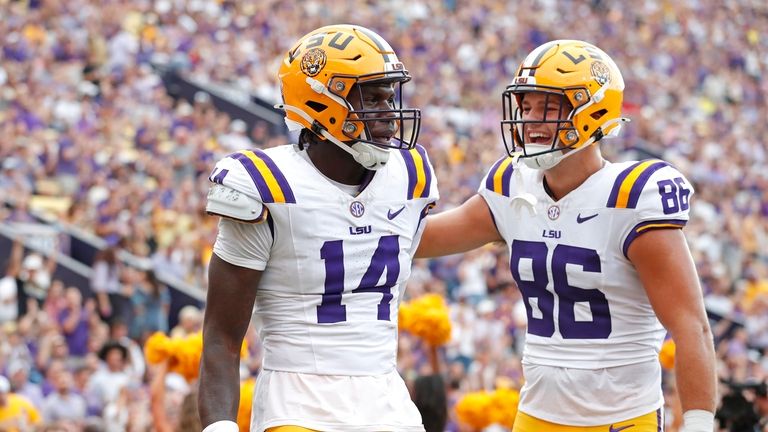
[501,40,629,170]
[276,25,421,170]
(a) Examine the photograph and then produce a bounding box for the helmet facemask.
[333,72,421,151]
[501,86,581,162]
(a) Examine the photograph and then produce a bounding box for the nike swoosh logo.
[387,206,406,220]
[609,424,635,432]
[576,213,598,223]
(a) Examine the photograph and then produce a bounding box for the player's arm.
[199,175,269,431]
[628,228,716,429]
[415,194,502,258]
[199,253,261,430]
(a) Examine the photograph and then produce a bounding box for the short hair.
[97,340,128,362]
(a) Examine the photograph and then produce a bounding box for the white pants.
[252,369,425,432]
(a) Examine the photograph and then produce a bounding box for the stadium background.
[0,0,766,430]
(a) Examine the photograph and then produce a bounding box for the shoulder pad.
[206,183,268,223]
[209,150,296,204]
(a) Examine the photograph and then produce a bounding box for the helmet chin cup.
[521,137,597,170]
[350,142,390,170]
[522,144,563,170]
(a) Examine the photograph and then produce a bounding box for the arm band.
[680,410,714,432]
[202,420,239,432]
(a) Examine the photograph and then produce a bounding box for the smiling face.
[518,91,574,150]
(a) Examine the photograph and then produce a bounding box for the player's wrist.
[680,409,714,432]
[202,420,239,432]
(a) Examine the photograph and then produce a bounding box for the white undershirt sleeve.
[212,217,273,271]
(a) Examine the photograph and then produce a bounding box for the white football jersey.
[209,144,438,376]
[478,157,694,424]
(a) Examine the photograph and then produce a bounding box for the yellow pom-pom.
[165,332,202,381]
[144,331,249,383]
[489,387,520,428]
[144,332,172,365]
[659,338,676,370]
[237,378,256,432]
[455,391,493,429]
[455,386,521,430]
[398,294,452,346]
[398,301,413,332]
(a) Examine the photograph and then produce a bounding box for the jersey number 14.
[317,236,400,324]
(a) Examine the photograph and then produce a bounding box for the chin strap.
[275,103,390,170]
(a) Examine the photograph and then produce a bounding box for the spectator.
[217,118,254,150]
[149,359,200,432]
[0,268,18,325]
[0,374,42,431]
[2,240,57,318]
[130,269,170,339]
[42,369,87,424]
[169,305,202,338]
[43,280,68,326]
[18,252,57,308]
[57,287,90,357]
[0,323,34,386]
[6,361,44,410]
[106,320,145,381]
[90,246,130,326]
[85,341,131,413]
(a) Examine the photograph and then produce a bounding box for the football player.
[416,40,716,432]
[198,25,437,432]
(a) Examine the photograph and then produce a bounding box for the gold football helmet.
[501,40,628,169]
[276,25,420,169]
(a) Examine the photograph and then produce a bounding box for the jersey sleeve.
[401,144,439,255]
[212,217,273,271]
[476,156,518,240]
[400,144,439,203]
[409,201,437,256]
[610,160,695,258]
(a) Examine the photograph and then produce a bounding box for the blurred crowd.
[1,0,767,430]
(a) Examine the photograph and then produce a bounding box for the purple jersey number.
[658,176,690,214]
[510,240,612,339]
[317,235,400,323]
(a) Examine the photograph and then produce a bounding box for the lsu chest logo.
[349,225,372,235]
